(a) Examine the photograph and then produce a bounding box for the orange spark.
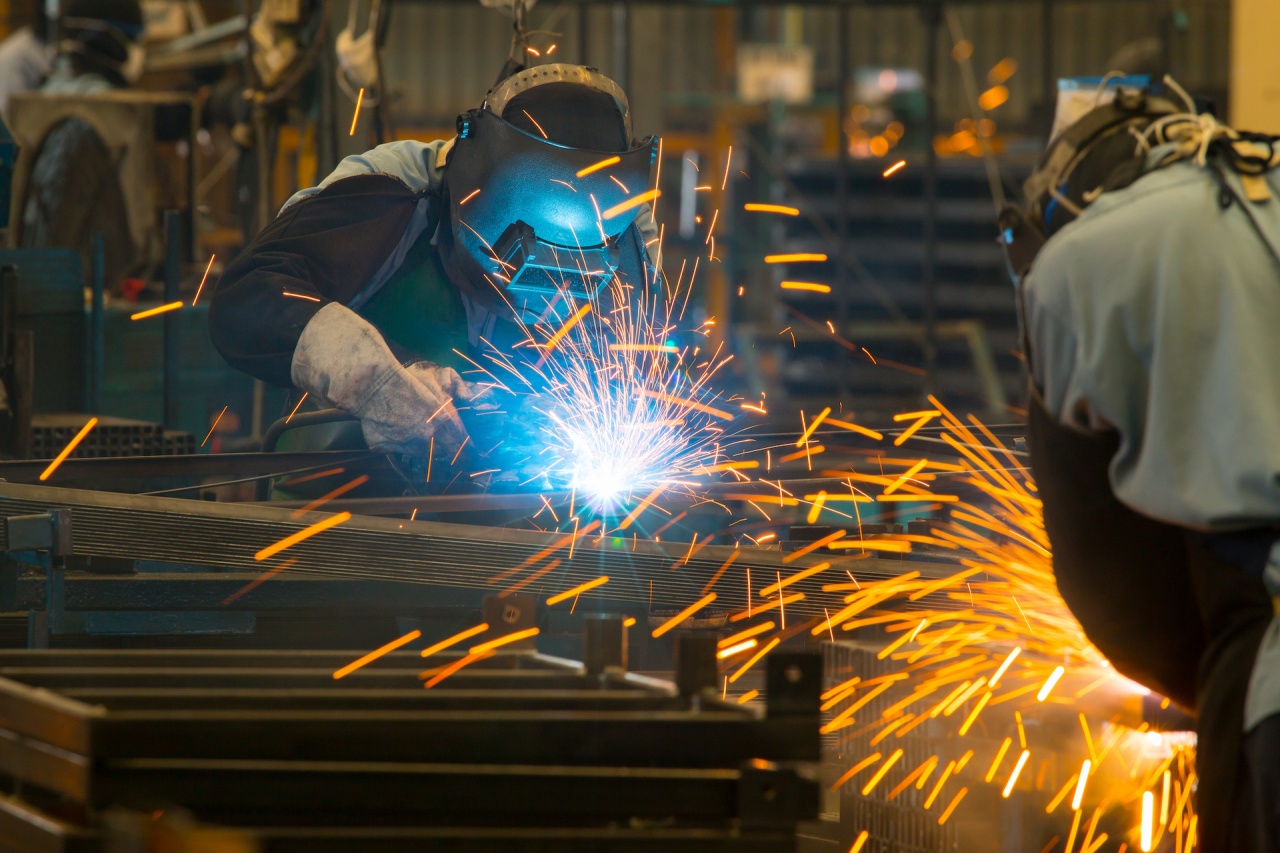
[765,253,827,263]
[760,561,833,597]
[539,303,592,358]
[283,291,321,302]
[780,281,832,294]
[717,638,758,659]
[861,749,904,795]
[333,629,421,679]
[423,648,494,688]
[459,188,482,205]
[1002,749,1031,797]
[291,474,370,517]
[883,160,907,178]
[737,689,759,704]
[719,621,775,648]
[420,623,491,658]
[728,636,780,683]
[469,626,541,655]
[349,88,364,135]
[546,575,609,606]
[795,406,831,447]
[577,155,621,178]
[729,592,802,622]
[191,254,216,305]
[652,592,716,638]
[285,393,308,423]
[1037,665,1066,701]
[131,301,183,320]
[602,189,661,219]
[639,388,733,420]
[201,406,229,447]
[254,511,351,561]
[744,203,800,216]
[826,417,884,440]
[39,417,98,481]
[783,528,845,562]
[937,787,968,825]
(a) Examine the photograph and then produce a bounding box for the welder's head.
[55,0,145,85]
[443,64,657,323]
[999,84,1182,285]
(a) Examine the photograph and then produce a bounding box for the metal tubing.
[162,211,182,428]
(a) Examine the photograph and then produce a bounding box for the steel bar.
[0,482,951,621]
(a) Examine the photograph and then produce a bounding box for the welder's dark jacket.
[208,139,659,386]
[1023,157,1280,853]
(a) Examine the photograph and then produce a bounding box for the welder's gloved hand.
[291,303,471,457]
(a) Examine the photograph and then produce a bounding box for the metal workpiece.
[583,613,628,674]
[0,482,960,629]
[0,648,822,852]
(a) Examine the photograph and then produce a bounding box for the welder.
[209,63,660,472]
[1002,79,1280,850]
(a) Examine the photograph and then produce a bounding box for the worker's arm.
[208,173,421,387]
[209,162,470,455]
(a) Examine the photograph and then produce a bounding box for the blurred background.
[0,0,1260,455]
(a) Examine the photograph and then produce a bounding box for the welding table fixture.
[0,634,821,851]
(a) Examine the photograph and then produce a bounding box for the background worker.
[1005,81,1280,851]
[209,63,659,469]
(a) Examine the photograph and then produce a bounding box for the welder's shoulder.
[284,139,449,209]
[1030,164,1216,295]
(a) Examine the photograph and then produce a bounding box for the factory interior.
[0,0,1274,850]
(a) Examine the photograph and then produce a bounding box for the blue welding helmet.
[443,64,658,322]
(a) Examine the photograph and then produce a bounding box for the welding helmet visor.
[999,84,1182,286]
[445,65,657,322]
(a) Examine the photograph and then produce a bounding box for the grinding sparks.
[1037,665,1066,701]
[39,417,98,481]
[1002,749,1031,798]
[1141,791,1154,850]
[333,629,420,679]
[130,301,182,320]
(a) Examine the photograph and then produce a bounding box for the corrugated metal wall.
[379,1,1230,135]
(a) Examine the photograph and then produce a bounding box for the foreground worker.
[1004,81,1280,850]
[210,64,659,466]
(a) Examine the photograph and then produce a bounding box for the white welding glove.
[291,303,472,457]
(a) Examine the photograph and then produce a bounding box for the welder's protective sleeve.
[209,174,421,387]
[290,302,471,456]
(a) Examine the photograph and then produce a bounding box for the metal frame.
[0,645,821,852]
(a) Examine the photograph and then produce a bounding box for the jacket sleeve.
[207,174,420,387]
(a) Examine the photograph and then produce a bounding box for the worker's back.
[1024,158,1280,531]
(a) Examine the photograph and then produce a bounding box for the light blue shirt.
[1026,159,1280,531]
